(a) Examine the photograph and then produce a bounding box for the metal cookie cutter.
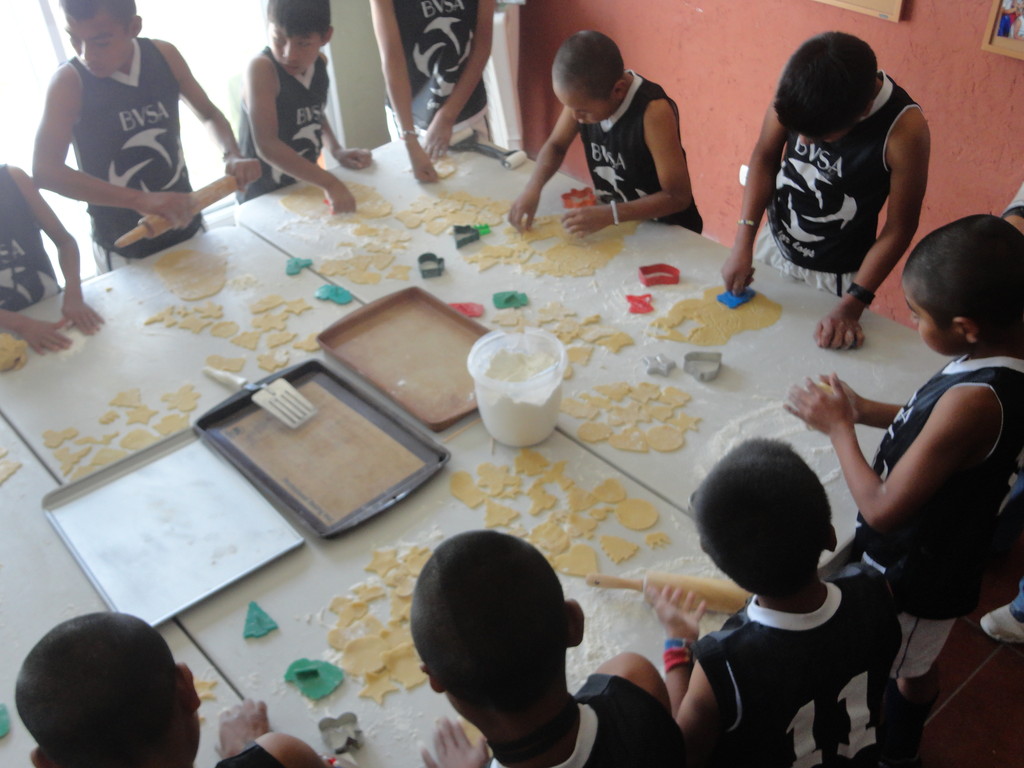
[684,351,722,382]
[418,253,445,278]
[642,353,676,376]
[319,712,363,757]
[452,224,481,248]
[638,263,680,286]
[562,187,597,208]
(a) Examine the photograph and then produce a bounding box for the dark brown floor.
[918,534,1024,768]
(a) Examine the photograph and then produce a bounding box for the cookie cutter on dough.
[683,351,722,382]
[642,353,676,376]
[638,263,680,286]
[562,187,597,208]
[319,713,363,755]
[473,223,491,235]
[452,225,481,248]
[716,288,756,308]
[493,290,528,309]
[418,253,445,278]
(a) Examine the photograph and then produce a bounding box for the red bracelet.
[663,646,693,672]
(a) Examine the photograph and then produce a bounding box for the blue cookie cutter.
[716,288,756,309]
[286,257,314,276]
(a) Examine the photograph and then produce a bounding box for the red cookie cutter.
[626,294,654,314]
[449,302,484,318]
[561,187,597,209]
[638,263,680,286]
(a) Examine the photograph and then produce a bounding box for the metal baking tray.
[317,286,487,430]
[194,359,449,537]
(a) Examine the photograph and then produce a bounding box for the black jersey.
[767,74,919,274]
[855,356,1024,619]
[696,566,899,768]
[70,38,200,259]
[578,73,702,234]
[0,166,59,311]
[216,743,285,768]
[392,0,487,129]
[238,49,330,203]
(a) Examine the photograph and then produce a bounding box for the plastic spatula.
[202,367,316,428]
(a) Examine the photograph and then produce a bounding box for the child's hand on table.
[508,188,540,232]
[61,291,103,335]
[421,717,489,768]
[334,148,373,170]
[562,205,614,238]
[324,179,357,215]
[217,699,270,758]
[407,140,440,183]
[225,156,262,190]
[10,315,72,353]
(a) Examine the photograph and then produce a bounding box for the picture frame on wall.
[808,0,902,22]
[982,0,1024,60]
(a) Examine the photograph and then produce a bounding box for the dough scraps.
[484,498,519,528]
[210,321,239,338]
[402,545,433,576]
[0,333,28,372]
[608,428,648,452]
[243,601,278,638]
[592,478,627,504]
[381,641,428,689]
[646,532,671,548]
[553,543,599,577]
[386,265,411,280]
[178,314,212,334]
[280,181,392,221]
[529,518,571,555]
[0,458,22,486]
[615,498,659,531]
[257,350,290,372]
[250,294,285,313]
[125,405,158,425]
[231,331,262,351]
[120,429,160,451]
[153,249,228,300]
[43,427,79,449]
[476,462,521,496]
[600,535,639,565]
[650,286,782,346]
[566,486,597,512]
[292,333,320,352]
[161,385,200,412]
[193,678,218,701]
[515,448,550,476]
[252,311,289,332]
[206,355,246,373]
[646,424,685,452]
[91,447,128,467]
[359,669,399,705]
[365,548,399,576]
[285,298,312,315]
[284,658,345,700]
[152,413,189,436]
[99,410,119,425]
[109,388,142,408]
[55,445,90,475]
[577,422,612,443]
[527,483,558,516]
[450,470,486,508]
[329,597,370,628]
[353,583,386,603]
[266,331,296,349]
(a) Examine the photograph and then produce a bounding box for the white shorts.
[753,225,857,298]
[385,105,491,143]
[890,612,955,679]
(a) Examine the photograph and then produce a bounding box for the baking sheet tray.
[42,429,304,626]
[317,286,486,430]
[194,359,449,537]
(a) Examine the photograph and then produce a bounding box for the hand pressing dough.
[152,249,227,300]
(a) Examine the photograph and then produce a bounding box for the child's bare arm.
[421,0,495,160]
[321,118,372,170]
[0,310,70,353]
[9,167,103,334]
[676,666,722,768]
[257,732,332,768]
[33,67,193,227]
[508,108,579,231]
[369,0,438,183]
[155,40,261,190]
[564,99,694,238]
[787,375,1001,532]
[243,54,354,213]
[815,108,930,350]
[722,106,787,295]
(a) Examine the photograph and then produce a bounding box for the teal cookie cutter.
[286,257,314,275]
[316,285,353,305]
[493,291,528,308]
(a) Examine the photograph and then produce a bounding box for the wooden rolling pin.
[585,571,751,614]
[114,175,238,248]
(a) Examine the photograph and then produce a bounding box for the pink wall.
[517,0,1024,326]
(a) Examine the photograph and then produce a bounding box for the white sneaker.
[980,604,1024,643]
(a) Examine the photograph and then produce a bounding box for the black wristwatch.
[847,282,875,306]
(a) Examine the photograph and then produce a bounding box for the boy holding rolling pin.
[647,439,900,768]
[33,0,260,270]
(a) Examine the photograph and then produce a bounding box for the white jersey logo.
[412,16,472,111]
[107,127,185,191]
[777,141,856,244]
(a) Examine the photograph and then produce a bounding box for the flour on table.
[651,286,782,345]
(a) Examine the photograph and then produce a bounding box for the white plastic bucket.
[467,329,568,447]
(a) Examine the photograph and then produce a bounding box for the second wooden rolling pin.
[586,571,751,614]
[113,175,238,248]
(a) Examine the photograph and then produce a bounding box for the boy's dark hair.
[411,531,568,711]
[552,31,625,100]
[774,32,878,138]
[693,439,831,598]
[268,0,331,37]
[903,214,1024,329]
[61,0,136,24]
[16,613,178,768]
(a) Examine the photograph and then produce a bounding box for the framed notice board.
[982,0,1024,61]
[809,0,903,21]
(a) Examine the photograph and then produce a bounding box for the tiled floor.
[919,535,1024,768]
